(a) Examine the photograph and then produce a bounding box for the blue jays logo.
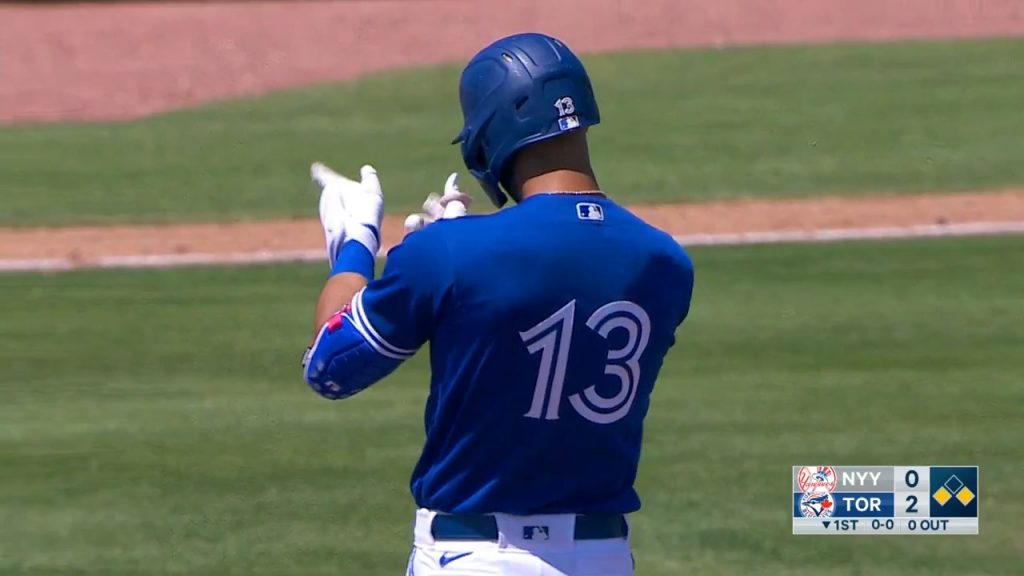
[799,491,835,518]
[576,202,604,221]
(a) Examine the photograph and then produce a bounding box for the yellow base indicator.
[956,487,975,506]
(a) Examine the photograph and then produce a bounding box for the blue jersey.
[304,194,694,515]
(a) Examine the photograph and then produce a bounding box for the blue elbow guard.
[302,310,403,400]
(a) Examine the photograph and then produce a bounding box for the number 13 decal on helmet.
[519,300,652,424]
[554,96,576,117]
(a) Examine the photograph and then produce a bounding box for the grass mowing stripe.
[2,39,1024,225]
[1,236,1021,575]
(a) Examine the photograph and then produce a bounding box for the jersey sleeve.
[301,229,453,399]
[673,246,695,327]
[352,228,454,355]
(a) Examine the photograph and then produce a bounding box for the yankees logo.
[797,466,837,494]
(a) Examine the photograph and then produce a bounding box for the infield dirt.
[2,0,1023,266]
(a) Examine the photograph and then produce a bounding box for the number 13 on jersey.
[520,299,651,425]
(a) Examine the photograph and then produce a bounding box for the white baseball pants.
[405,508,635,576]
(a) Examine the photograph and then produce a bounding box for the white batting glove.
[404,172,472,235]
[310,164,347,269]
[311,162,384,258]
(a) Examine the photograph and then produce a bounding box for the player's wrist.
[345,220,380,253]
[331,234,376,279]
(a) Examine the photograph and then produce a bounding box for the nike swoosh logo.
[439,551,473,567]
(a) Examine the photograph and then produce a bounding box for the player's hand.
[404,172,472,235]
[311,162,384,259]
[310,163,347,268]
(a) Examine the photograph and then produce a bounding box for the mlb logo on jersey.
[522,525,550,541]
[577,202,604,221]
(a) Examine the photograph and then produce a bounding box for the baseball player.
[302,33,694,576]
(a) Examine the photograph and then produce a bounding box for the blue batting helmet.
[452,33,600,207]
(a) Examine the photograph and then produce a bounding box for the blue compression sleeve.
[332,239,375,279]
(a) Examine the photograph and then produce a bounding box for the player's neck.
[518,170,601,200]
[510,131,601,201]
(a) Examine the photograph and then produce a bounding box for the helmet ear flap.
[459,115,492,173]
[459,116,510,207]
[475,173,507,208]
[473,140,488,173]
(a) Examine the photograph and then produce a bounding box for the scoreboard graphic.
[792,466,979,535]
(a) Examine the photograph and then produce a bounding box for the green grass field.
[2,236,1021,575]
[2,39,1024,226]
